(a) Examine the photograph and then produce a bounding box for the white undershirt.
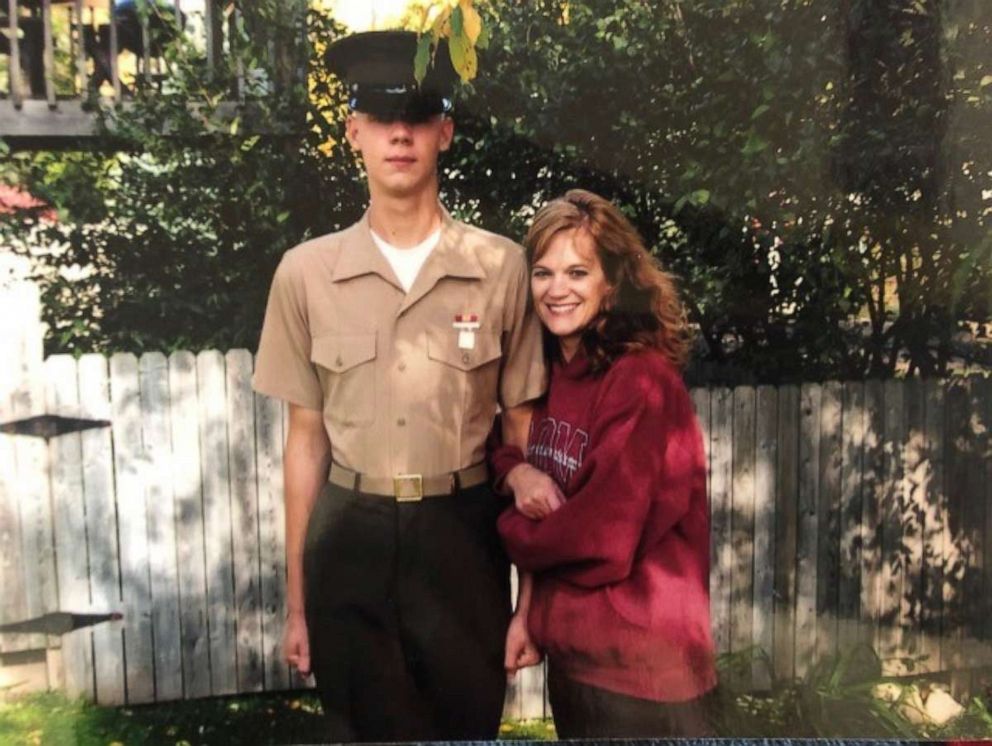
[370,227,441,292]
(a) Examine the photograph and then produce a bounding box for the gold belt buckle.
[394,474,423,502]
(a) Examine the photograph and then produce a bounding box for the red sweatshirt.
[495,348,717,702]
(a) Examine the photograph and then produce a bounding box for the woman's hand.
[506,462,565,519]
[504,612,542,679]
[283,610,311,677]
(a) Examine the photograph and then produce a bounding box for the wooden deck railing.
[0,0,302,137]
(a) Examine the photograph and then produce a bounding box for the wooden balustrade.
[0,0,303,137]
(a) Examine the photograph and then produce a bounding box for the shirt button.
[398,361,407,372]
[397,418,406,427]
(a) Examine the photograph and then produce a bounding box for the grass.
[5,644,992,744]
[0,691,555,745]
[0,691,329,746]
[499,719,557,740]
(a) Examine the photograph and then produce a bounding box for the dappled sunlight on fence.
[3,280,991,713]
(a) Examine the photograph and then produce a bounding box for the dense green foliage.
[2,0,990,380]
[457,0,991,379]
[2,5,362,353]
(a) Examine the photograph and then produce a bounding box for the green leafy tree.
[441,0,990,380]
[2,0,989,380]
[2,4,362,353]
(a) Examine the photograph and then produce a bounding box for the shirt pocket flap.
[311,333,377,373]
[427,327,502,371]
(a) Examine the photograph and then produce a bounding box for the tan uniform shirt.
[253,206,547,478]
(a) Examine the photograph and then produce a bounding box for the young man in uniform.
[252,31,554,741]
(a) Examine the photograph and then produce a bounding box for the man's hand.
[283,611,311,677]
[504,612,542,679]
[506,462,565,520]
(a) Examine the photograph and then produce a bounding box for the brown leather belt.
[328,462,489,502]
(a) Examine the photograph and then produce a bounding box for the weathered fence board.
[169,350,210,700]
[903,378,926,665]
[838,381,865,653]
[955,377,989,693]
[110,353,155,704]
[752,385,777,689]
[0,407,28,654]
[879,379,905,669]
[227,349,265,694]
[197,351,238,696]
[45,355,93,700]
[816,381,843,662]
[0,282,38,655]
[795,383,821,677]
[709,387,733,657]
[691,387,711,499]
[8,282,56,657]
[861,380,885,655]
[78,353,125,705]
[772,384,799,682]
[943,380,967,680]
[255,390,290,692]
[730,386,756,667]
[920,379,945,672]
[141,352,183,702]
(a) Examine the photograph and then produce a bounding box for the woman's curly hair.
[525,189,691,373]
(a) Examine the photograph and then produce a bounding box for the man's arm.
[501,403,564,519]
[282,404,332,676]
[500,401,532,452]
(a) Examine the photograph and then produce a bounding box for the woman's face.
[530,228,611,361]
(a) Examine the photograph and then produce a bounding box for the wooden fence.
[1,281,991,717]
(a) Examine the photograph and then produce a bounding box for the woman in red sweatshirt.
[494,189,718,737]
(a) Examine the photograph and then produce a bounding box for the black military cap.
[325,30,458,123]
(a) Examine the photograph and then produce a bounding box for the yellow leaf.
[448,32,477,82]
[980,75,992,88]
[462,43,478,80]
[461,1,482,44]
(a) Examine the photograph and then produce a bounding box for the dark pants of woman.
[303,480,511,743]
[548,660,718,738]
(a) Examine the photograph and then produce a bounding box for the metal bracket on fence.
[0,611,122,637]
[0,414,111,440]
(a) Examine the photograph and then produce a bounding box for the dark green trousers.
[303,480,511,742]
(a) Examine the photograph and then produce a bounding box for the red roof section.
[0,185,57,221]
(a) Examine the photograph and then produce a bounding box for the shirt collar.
[331,204,485,285]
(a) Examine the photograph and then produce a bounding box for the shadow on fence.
[2,281,991,714]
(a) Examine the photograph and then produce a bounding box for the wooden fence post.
[0,279,59,672]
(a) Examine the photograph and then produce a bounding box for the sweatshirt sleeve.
[497,357,695,588]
